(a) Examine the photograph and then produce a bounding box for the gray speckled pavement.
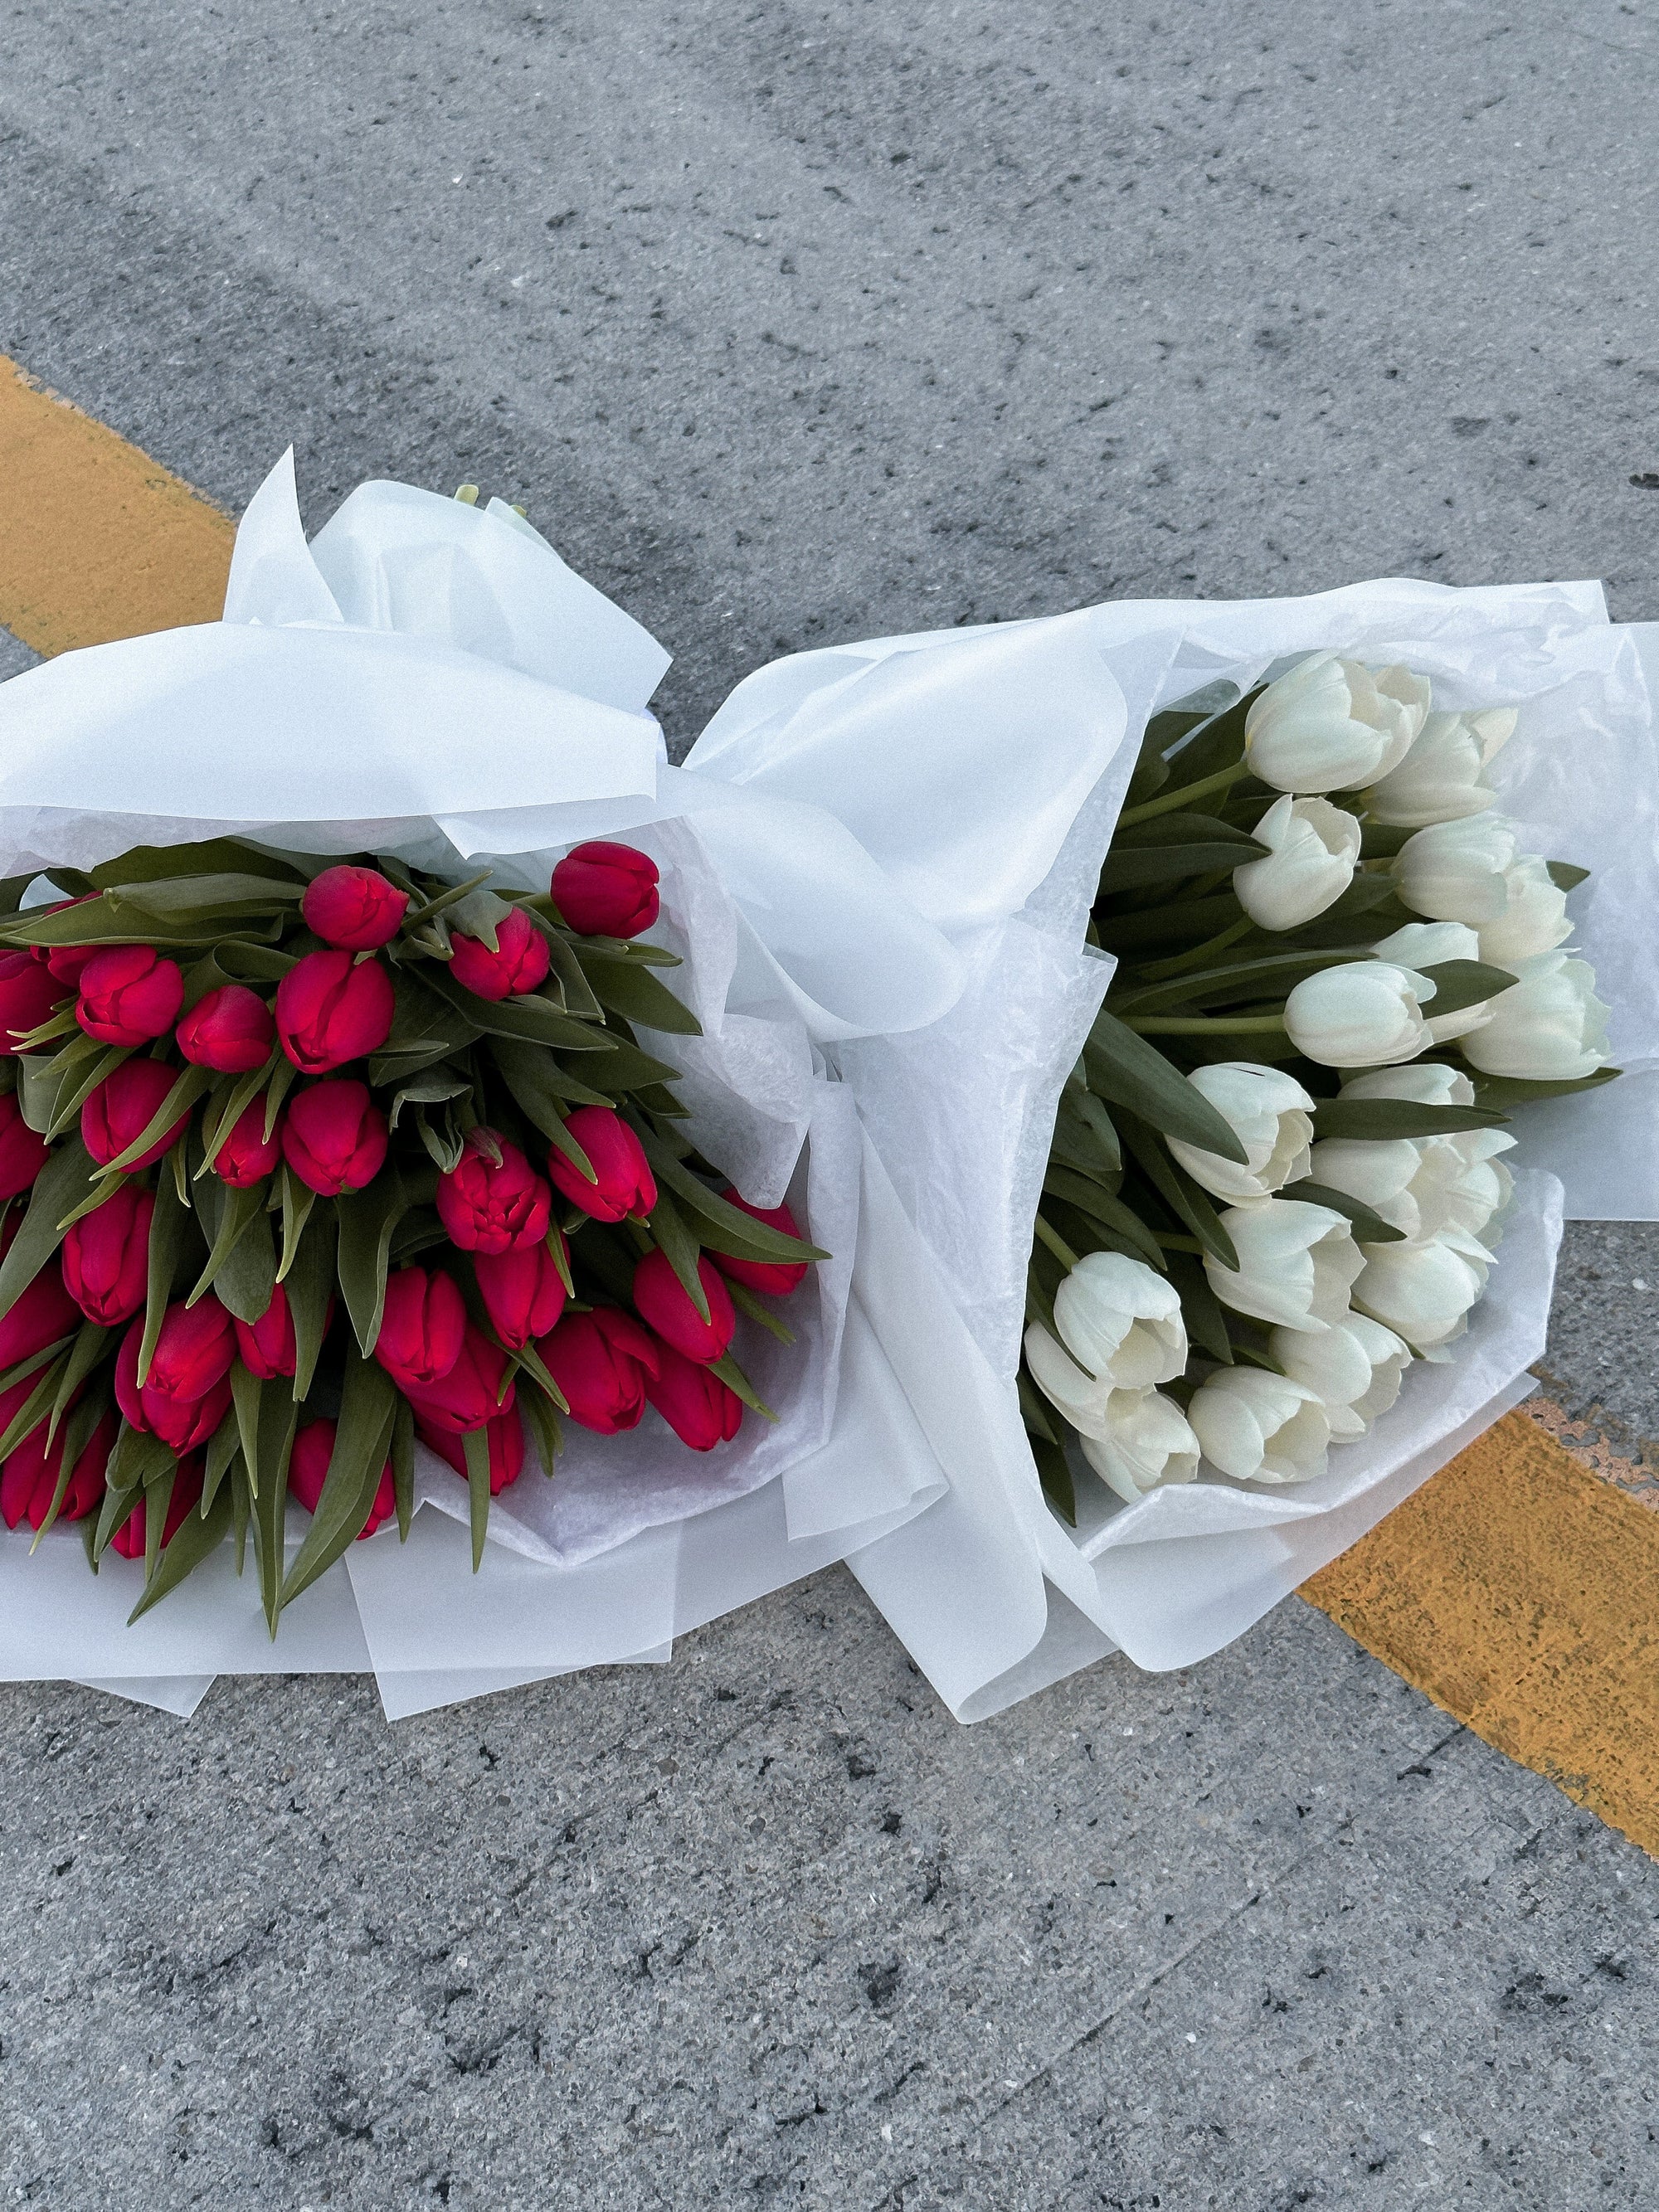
[2,4,1658,2205]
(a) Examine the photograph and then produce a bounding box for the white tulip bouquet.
[1021,652,1614,1520]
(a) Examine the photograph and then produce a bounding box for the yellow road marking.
[2,356,1655,1851]
[1303,1407,1659,1859]
[0,354,234,655]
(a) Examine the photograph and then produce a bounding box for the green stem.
[1134,912,1255,982]
[1115,758,1252,829]
[1033,1213,1081,1271]
[1125,1013,1289,1035]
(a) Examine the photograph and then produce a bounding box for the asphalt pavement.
[2,2,1659,2205]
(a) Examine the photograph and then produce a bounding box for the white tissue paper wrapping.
[0,457,1652,1722]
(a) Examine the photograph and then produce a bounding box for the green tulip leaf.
[1309,1097,1507,1141]
[1417,959,1518,1018]
[279,1351,397,1608]
[127,1480,233,1624]
[1278,1178,1408,1246]
[1081,1012,1249,1164]
[336,1165,411,1358]
[0,1138,100,1320]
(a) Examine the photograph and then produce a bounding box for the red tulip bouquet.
[0,833,821,1627]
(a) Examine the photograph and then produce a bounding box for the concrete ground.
[2,2,1658,2204]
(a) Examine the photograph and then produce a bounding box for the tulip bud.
[645,1339,745,1451]
[1166,1062,1315,1202]
[1364,707,1515,828]
[546,1106,656,1223]
[115,1298,236,1451]
[448,907,552,1001]
[300,864,410,950]
[473,1237,568,1349]
[1204,1198,1363,1334]
[275,949,396,1074]
[1243,653,1428,794]
[1368,921,1498,1044]
[0,1089,51,1202]
[1352,1234,1490,1354]
[81,1059,191,1170]
[0,950,66,1052]
[0,1409,114,1532]
[233,1282,297,1380]
[0,1262,82,1371]
[1233,795,1360,931]
[374,1266,467,1390]
[1187,1367,1332,1485]
[709,1190,810,1296]
[1475,856,1573,966]
[212,1097,283,1188]
[1306,1135,1425,1237]
[400,1324,516,1435]
[1269,1315,1411,1440]
[109,1456,206,1560]
[176,984,276,1073]
[1340,1061,1476,1110]
[288,1417,397,1537]
[1457,950,1611,1083]
[631,1248,736,1365]
[62,1184,154,1326]
[436,1130,552,1254]
[1407,1128,1515,1247]
[75,945,185,1047]
[550,841,660,938]
[1053,1252,1187,1390]
[1078,1388,1200,1504]
[1394,815,1571,962]
[416,1408,526,1495]
[539,1306,659,1434]
[1282,960,1435,1069]
[280,1080,389,1195]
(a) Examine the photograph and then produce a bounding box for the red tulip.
[538,1306,658,1435]
[631,1247,735,1365]
[448,907,551,1003]
[212,1097,283,1188]
[645,1339,745,1451]
[300,864,410,950]
[81,1059,189,1170]
[711,1190,810,1297]
[0,1264,81,1371]
[0,950,66,1052]
[472,1237,567,1349]
[176,984,275,1073]
[551,842,660,938]
[436,1130,552,1255]
[109,1456,205,1560]
[61,1184,153,1326]
[401,1324,516,1435]
[373,1267,466,1391]
[1,1410,114,1532]
[416,1408,526,1495]
[281,1080,388,1196]
[287,1417,397,1539]
[75,945,185,1046]
[546,1106,656,1224]
[233,1282,296,1380]
[114,1298,236,1452]
[0,1090,50,1202]
[275,949,395,1074]
[35,899,100,988]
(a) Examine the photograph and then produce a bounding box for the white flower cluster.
[1025,651,1608,1510]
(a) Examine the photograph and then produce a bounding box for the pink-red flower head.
[539,1306,659,1434]
[233,1282,297,1380]
[115,1299,236,1453]
[631,1248,736,1365]
[473,1237,567,1349]
[212,1098,283,1188]
[416,1408,526,1495]
[645,1339,745,1451]
[0,951,66,1052]
[300,865,409,950]
[281,1081,388,1196]
[449,907,550,1002]
[546,1106,656,1224]
[81,1060,189,1171]
[0,1091,51,1203]
[0,1411,114,1533]
[287,1417,397,1539]
[176,984,275,1073]
[109,1456,204,1560]
[374,1267,467,1393]
[436,1131,552,1255]
[75,945,185,1047]
[712,1190,810,1297]
[276,949,395,1074]
[62,1184,153,1327]
[551,842,660,938]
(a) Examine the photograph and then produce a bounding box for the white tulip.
[1283,961,1435,1067]
[1408,1129,1515,1247]
[1364,706,1515,827]
[1270,1315,1411,1440]
[1188,1367,1332,1485]
[1204,1198,1363,1334]
[1052,1252,1188,1390]
[1394,815,1571,960]
[1079,1388,1200,1504]
[1458,950,1611,1082]
[1352,1235,1490,1354]
[1340,1061,1476,1109]
[1369,921,1500,1043]
[1306,1135,1425,1237]
[1233,796,1360,930]
[1166,1062,1316,1202]
[1244,653,1430,794]
[1024,1323,1114,1440]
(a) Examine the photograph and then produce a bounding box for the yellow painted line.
[1303,1407,1659,1859]
[4,356,1657,1851]
[0,354,234,655]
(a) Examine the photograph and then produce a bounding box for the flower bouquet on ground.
[0,832,820,1626]
[1020,650,1617,1521]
